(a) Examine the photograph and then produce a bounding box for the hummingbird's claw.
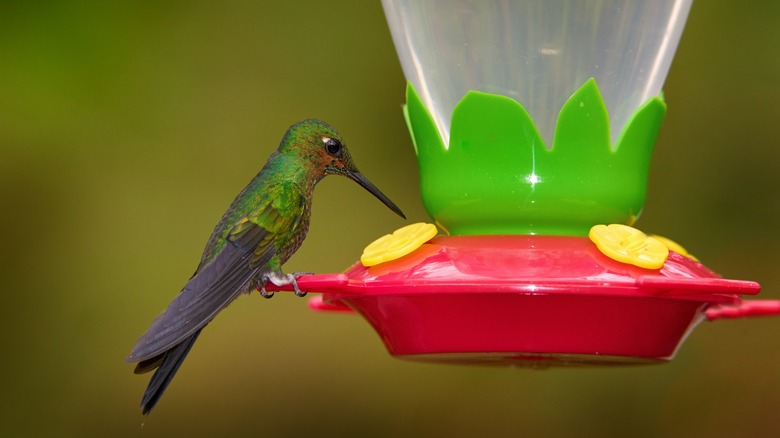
[290,272,313,297]
[259,278,275,299]
[291,278,306,297]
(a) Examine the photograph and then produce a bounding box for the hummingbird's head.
[283,119,405,219]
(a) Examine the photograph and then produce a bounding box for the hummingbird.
[127,119,405,414]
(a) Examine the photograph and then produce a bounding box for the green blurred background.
[1,1,779,436]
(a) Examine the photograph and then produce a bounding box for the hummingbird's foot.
[264,271,313,298]
[290,272,314,298]
[259,280,274,299]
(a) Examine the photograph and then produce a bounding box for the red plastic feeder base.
[268,235,771,366]
[348,294,705,365]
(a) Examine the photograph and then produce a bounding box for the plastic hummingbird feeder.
[267,0,780,365]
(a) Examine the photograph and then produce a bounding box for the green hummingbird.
[127,119,405,414]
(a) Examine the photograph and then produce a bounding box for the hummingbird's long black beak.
[346,170,406,219]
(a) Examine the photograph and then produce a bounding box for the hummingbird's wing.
[127,220,272,363]
[127,190,304,364]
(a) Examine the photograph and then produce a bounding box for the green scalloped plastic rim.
[404,78,666,236]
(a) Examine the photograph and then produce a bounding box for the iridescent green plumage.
[127,119,404,414]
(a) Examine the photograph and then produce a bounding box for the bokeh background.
[1,1,778,436]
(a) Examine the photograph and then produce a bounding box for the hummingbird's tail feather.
[127,221,276,415]
[139,329,202,415]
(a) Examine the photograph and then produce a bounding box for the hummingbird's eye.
[323,138,342,157]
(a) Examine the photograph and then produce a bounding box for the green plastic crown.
[403,78,666,236]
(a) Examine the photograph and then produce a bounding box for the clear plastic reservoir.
[382,0,692,147]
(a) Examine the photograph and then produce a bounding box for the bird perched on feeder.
[126,119,405,414]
